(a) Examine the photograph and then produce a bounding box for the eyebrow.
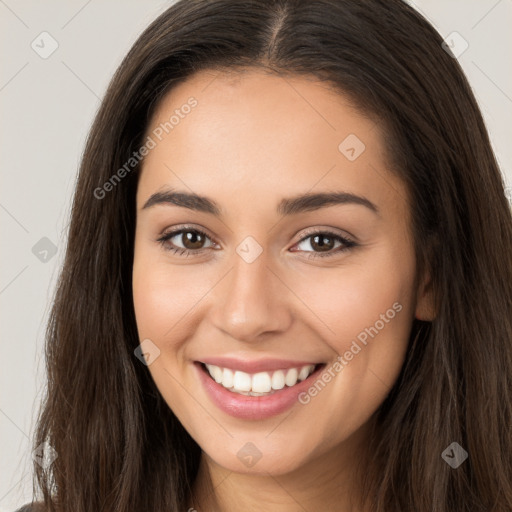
[141,188,378,216]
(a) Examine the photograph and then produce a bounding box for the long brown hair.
[32,1,512,510]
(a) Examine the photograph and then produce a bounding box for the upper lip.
[197,357,324,374]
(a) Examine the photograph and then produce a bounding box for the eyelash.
[156,226,357,259]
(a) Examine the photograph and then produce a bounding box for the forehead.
[137,68,406,217]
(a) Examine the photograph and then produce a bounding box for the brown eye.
[309,234,336,252]
[293,230,357,258]
[180,230,207,249]
[157,227,216,254]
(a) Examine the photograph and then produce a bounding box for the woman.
[20,0,512,510]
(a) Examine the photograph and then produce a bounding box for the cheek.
[293,248,415,340]
[290,245,416,404]
[290,246,416,430]
[131,250,210,422]
[284,264,414,467]
[132,245,211,342]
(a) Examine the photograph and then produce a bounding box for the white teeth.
[211,365,223,383]
[222,367,234,388]
[298,365,311,381]
[233,371,252,391]
[285,367,298,386]
[252,372,272,393]
[271,370,285,390]
[204,363,317,395]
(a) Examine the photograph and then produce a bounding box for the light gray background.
[1,1,511,509]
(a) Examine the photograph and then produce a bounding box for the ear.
[414,269,436,321]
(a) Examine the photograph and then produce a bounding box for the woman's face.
[132,69,433,476]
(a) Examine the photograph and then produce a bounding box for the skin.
[132,68,434,512]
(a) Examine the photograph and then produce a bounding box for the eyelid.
[159,223,218,243]
[157,224,358,258]
[156,224,219,253]
[293,225,356,244]
[290,227,357,255]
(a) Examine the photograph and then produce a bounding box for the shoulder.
[14,503,45,512]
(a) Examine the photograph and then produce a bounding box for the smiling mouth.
[199,362,325,397]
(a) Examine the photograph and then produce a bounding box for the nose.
[208,250,293,343]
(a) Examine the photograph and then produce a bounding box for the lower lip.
[195,362,325,420]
